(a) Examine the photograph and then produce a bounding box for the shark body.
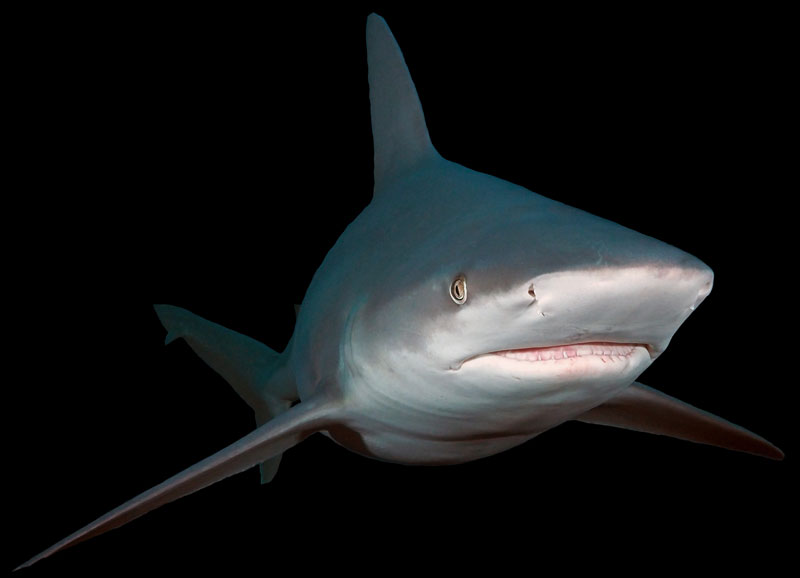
[16,14,782,570]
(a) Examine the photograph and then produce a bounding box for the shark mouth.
[494,342,648,363]
[454,342,653,372]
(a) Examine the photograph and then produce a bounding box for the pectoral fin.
[15,398,338,571]
[576,382,783,460]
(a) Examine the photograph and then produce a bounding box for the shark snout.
[529,261,714,356]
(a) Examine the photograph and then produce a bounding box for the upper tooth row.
[499,344,635,362]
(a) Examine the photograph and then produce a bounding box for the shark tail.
[153,304,299,483]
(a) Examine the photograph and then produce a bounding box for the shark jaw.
[454,342,652,379]
[492,342,648,363]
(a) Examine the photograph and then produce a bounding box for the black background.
[9,4,793,575]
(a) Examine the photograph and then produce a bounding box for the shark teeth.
[495,342,638,362]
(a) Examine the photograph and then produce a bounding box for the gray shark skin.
[15,13,784,571]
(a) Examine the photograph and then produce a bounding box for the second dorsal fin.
[367,14,438,192]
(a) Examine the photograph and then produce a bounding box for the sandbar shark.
[15,13,782,571]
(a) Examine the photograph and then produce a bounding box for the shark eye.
[450,275,467,305]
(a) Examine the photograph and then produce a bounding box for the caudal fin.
[15,399,337,571]
[154,304,298,482]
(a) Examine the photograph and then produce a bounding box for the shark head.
[347,157,713,442]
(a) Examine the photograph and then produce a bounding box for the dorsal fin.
[367,14,438,191]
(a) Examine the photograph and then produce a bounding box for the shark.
[16,13,783,570]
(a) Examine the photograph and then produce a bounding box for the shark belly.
[326,426,538,466]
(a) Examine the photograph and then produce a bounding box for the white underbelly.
[325,426,539,465]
